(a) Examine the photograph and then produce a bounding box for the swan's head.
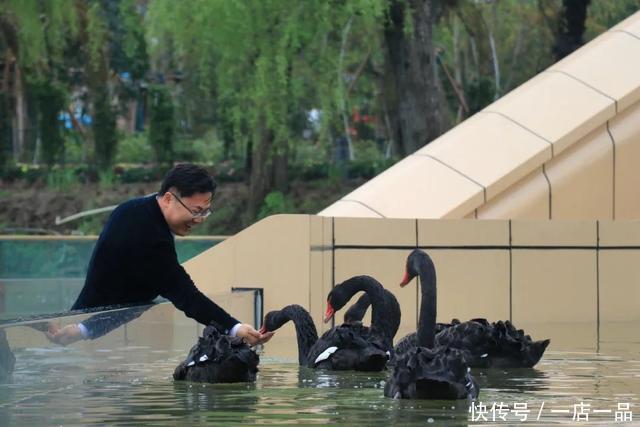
[324,297,336,323]
[260,310,291,333]
[325,275,381,323]
[324,285,351,323]
[399,249,433,287]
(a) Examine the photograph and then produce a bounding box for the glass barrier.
[0,237,227,317]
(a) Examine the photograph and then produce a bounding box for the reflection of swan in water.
[476,367,549,393]
[173,325,259,383]
[0,328,15,381]
[171,381,259,416]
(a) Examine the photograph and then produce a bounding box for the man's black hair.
[159,163,217,197]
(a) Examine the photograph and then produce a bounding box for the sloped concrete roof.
[319,11,640,219]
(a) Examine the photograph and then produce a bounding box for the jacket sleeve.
[146,240,240,333]
[81,304,152,339]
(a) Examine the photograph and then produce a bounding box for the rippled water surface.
[1,343,639,426]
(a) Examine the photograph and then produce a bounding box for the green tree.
[149,84,174,166]
[33,80,66,166]
[147,0,387,220]
[0,0,77,166]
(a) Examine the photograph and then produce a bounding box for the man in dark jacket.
[48,163,273,346]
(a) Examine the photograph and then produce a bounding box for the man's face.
[163,191,213,236]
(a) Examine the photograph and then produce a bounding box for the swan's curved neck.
[341,276,389,337]
[281,305,319,365]
[417,258,437,348]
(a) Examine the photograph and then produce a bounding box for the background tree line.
[0,0,638,224]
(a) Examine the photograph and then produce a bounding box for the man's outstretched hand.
[46,323,84,346]
[235,323,274,346]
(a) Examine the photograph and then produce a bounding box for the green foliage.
[172,131,225,164]
[116,133,153,164]
[117,0,149,80]
[585,0,640,39]
[149,85,175,166]
[3,0,78,75]
[146,0,387,162]
[46,167,79,192]
[98,169,117,188]
[0,94,9,173]
[93,90,118,171]
[33,81,67,166]
[257,191,295,220]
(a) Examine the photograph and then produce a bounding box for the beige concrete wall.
[179,215,639,355]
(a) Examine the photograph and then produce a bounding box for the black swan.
[384,249,478,400]
[325,275,401,352]
[261,304,389,371]
[173,325,259,383]
[343,292,370,325]
[395,249,550,369]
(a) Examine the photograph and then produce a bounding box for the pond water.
[1,328,638,426]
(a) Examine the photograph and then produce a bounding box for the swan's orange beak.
[259,325,267,334]
[324,302,335,323]
[399,270,412,287]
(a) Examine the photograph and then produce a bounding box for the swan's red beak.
[324,302,335,323]
[399,270,412,287]
[259,325,267,334]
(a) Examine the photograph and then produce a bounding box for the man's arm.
[148,241,240,332]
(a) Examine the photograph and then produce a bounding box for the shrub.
[257,191,295,220]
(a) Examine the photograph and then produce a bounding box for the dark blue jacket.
[72,195,239,333]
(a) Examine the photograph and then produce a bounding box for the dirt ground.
[0,178,364,235]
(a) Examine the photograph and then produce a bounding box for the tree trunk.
[383,0,447,156]
[554,0,591,61]
[273,146,289,193]
[1,49,12,168]
[12,62,25,163]
[247,121,275,221]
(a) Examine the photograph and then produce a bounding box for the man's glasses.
[169,192,212,219]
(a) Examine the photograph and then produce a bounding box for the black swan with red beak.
[173,325,259,383]
[325,275,401,352]
[260,275,400,371]
[384,249,478,400]
[395,249,550,369]
[261,304,389,371]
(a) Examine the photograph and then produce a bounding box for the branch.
[338,15,354,160]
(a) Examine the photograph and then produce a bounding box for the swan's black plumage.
[328,275,401,351]
[384,346,478,400]
[395,249,550,369]
[343,292,371,325]
[173,325,259,383]
[262,304,389,371]
[385,249,478,400]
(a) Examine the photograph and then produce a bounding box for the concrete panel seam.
[596,221,600,349]
[544,69,618,113]
[542,164,552,219]
[479,110,554,156]
[338,200,386,218]
[331,217,335,330]
[509,219,513,323]
[414,153,487,203]
[415,218,419,327]
[609,29,640,41]
[606,121,616,220]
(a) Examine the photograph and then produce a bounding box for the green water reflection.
[1,345,638,426]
